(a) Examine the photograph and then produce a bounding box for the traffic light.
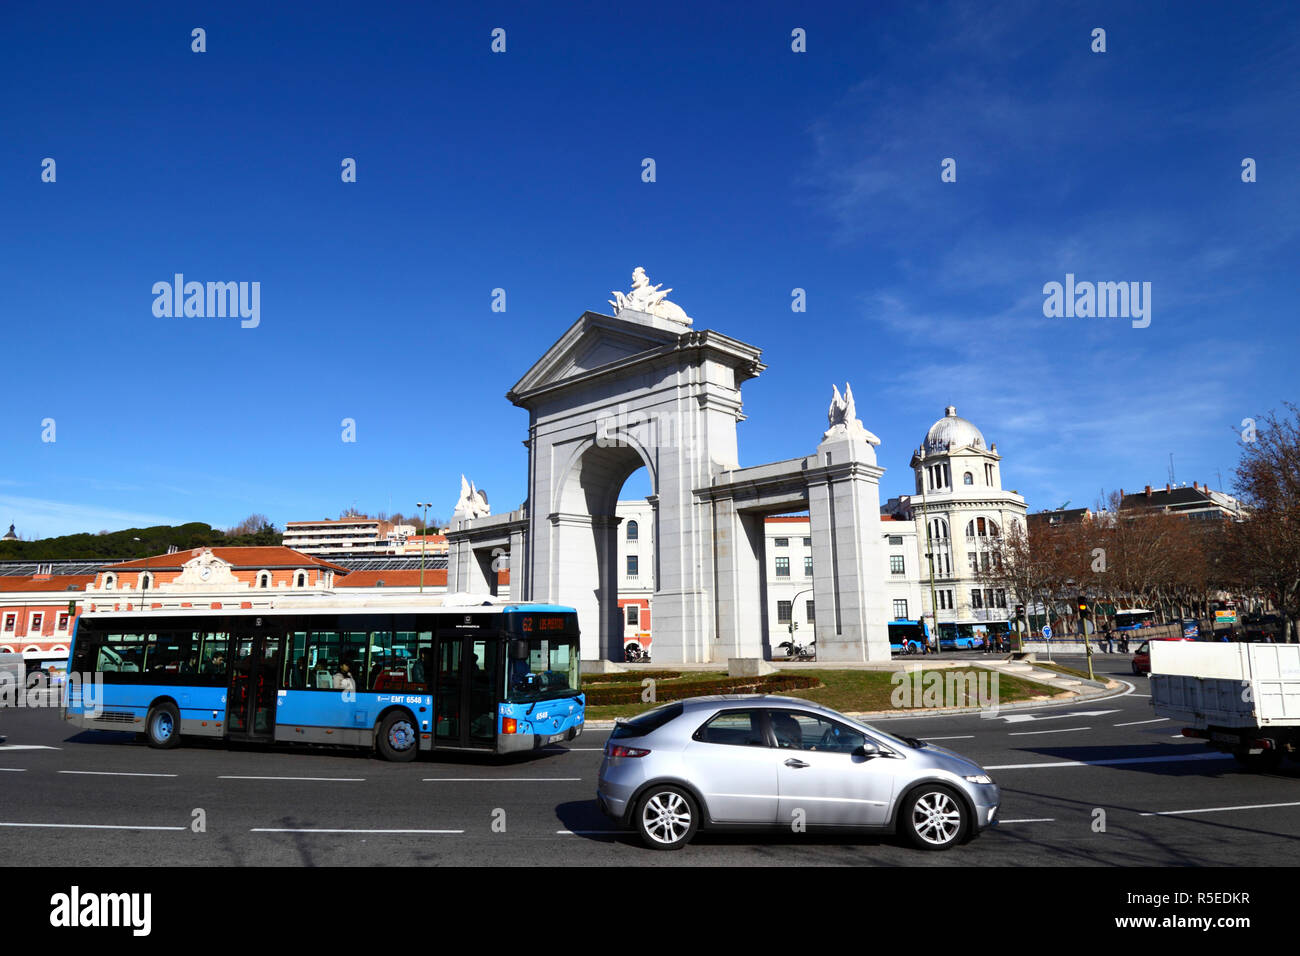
[1015,604,1025,617]
[1077,595,1090,615]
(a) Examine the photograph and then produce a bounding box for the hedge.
[584,673,820,706]
[581,670,682,685]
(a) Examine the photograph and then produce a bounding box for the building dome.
[924,405,985,451]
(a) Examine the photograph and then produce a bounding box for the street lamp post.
[416,503,431,593]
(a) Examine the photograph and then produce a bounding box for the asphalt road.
[2,653,1297,866]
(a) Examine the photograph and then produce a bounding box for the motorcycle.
[777,639,816,661]
[624,642,651,664]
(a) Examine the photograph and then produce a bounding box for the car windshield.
[506,637,581,702]
[1136,642,1149,653]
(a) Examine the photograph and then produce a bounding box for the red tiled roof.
[102,547,350,573]
[0,574,95,593]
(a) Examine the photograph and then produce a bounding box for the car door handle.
[784,758,810,768]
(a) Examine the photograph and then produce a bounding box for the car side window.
[769,710,867,754]
[693,709,768,747]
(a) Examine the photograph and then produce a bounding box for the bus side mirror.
[509,640,529,660]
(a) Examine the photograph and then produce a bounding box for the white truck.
[1150,641,1300,771]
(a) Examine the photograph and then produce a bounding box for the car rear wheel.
[900,785,968,850]
[635,786,699,850]
[145,702,181,749]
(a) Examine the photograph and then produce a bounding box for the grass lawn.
[1024,660,1110,683]
[584,666,1057,721]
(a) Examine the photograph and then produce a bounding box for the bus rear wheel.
[377,711,419,762]
[145,702,182,750]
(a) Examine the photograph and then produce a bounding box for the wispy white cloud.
[0,495,183,540]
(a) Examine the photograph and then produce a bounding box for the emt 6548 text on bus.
[62,603,584,761]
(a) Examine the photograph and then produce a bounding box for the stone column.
[807,434,892,662]
[711,500,767,660]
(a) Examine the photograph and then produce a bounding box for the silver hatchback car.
[597,695,999,850]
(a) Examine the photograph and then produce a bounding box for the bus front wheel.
[377,711,419,763]
[145,702,182,750]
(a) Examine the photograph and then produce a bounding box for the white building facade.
[902,406,1028,641]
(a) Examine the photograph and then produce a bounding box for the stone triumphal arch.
[447,269,892,664]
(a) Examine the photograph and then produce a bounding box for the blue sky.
[2,0,1296,538]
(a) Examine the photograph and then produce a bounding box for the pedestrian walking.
[1103,622,1114,654]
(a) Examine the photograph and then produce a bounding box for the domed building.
[907,406,1027,644]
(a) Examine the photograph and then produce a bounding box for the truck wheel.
[1234,748,1282,772]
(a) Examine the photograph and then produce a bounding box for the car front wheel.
[900,785,968,850]
[635,786,699,850]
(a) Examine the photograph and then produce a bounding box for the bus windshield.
[503,611,581,702]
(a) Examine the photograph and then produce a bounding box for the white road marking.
[422,777,582,782]
[544,747,604,751]
[0,769,28,773]
[218,775,365,782]
[998,710,1119,724]
[1007,727,1090,736]
[922,735,975,741]
[557,829,632,835]
[1130,694,1151,698]
[1140,801,1300,817]
[0,822,185,831]
[60,770,178,778]
[998,818,1056,823]
[0,745,61,751]
[251,827,463,834]
[1115,718,1168,727]
[987,752,1231,770]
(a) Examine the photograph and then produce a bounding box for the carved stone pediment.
[169,549,240,590]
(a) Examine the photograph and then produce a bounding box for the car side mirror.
[854,741,880,759]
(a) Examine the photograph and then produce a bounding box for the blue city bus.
[1113,608,1156,632]
[63,603,584,761]
[889,619,930,654]
[938,620,1011,651]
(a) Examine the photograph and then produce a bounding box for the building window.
[58,613,69,631]
[929,518,949,540]
[995,589,1007,609]
[775,557,790,578]
[626,555,639,578]
[893,599,909,620]
[888,535,903,546]
[295,572,307,587]
[777,601,792,624]
[626,604,639,627]
[939,590,953,610]
[3,614,14,633]
[890,555,905,575]
[802,537,811,548]
[964,472,974,485]
[257,571,270,588]
[627,520,639,542]
[803,556,813,576]
[774,537,789,548]
[103,573,116,590]
[30,613,43,633]
[985,463,994,485]
[806,600,815,623]
[971,589,984,609]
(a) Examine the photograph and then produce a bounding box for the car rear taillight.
[606,744,650,758]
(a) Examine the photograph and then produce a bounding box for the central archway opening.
[553,440,657,662]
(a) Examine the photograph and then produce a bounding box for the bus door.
[432,630,498,749]
[226,628,284,741]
